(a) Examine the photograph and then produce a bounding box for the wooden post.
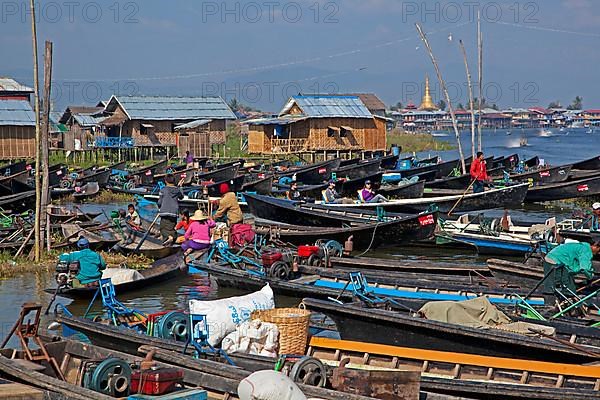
[29,0,42,262]
[40,41,53,252]
[477,9,483,152]
[459,40,476,160]
[118,124,123,162]
[415,23,466,174]
[46,206,51,252]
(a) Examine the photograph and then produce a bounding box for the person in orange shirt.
[470,151,489,193]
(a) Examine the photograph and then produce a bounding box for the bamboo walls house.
[246,95,388,157]
[0,100,36,159]
[100,96,236,152]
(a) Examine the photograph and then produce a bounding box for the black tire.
[269,261,291,280]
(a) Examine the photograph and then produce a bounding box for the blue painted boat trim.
[311,280,544,305]
[452,236,533,253]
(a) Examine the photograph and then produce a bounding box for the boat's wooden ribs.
[309,337,600,390]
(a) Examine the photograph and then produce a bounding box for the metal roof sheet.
[107,96,236,121]
[281,95,373,118]
[244,116,308,125]
[175,119,211,130]
[0,77,33,93]
[73,113,106,127]
[0,100,36,126]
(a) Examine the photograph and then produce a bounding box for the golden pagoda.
[418,75,438,111]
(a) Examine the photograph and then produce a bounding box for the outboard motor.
[55,260,80,289]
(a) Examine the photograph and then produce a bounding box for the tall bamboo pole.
[29,0,41,261]
[41,41,53,251]
[459,40,476,160]
[477,9,483,152]
[415,23,466,174]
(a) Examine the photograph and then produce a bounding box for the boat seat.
[357,190,365,203]
[289,275,320,284]
[10,359,46,372]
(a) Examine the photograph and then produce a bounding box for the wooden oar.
[134,213,160,252]
[447,178,477,217]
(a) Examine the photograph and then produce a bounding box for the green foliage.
[548,101,561,109]
[387,129,455,152]
[437,99,447,111]
[567,96,583,110]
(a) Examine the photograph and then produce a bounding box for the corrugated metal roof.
[244,116,308,125]
[0,77,33,93]
[106,96,236,121]
[175,119,211,130]
[73,113,106,127]
[0,100,36,126]
[280,95,373,118]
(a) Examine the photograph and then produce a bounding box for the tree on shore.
[548,101,561,109]
[567,96,583,110]
[437,99,446,111]
[457,103,465,110]
[390,101,403,111]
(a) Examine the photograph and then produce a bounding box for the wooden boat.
[308,337,600,400]
[276,158,341,185]
[326,255,491,276]
[241,174,273,195]
[506,165,572,184]
[128,159,168,184]
[60,224,118,250]
[116,230,179,259]
[0,169,30,185]
[377,180,425,199]
[0,160,26,176]
[196,163,240,183]
[301,298,597,364]
[333,159,381,180]
[0,190,36,212]
[77,168,111,186]
[254,208,438,249]
[573,155,600,170]
[54,313,599,400]
[336,172,384,197]
[189,260,543,307]
[379,153,400,169]
[525,175,600,202]
[44,253,186,299]
[73,182,100,202]
[202,175,246,197]
[244,193,432,227]
[323,183,530,214]
[48,206,101,223]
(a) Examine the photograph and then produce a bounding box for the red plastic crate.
[261,251,283,267]
[297,245,319,258]
[130,368,184,395]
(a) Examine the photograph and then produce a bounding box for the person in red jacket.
[470,151,489,193]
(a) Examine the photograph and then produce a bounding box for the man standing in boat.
[470,151,490,194]
[158,174,184,245]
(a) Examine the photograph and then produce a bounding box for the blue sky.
[2,0,599,111]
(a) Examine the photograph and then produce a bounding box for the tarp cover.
[101,268,144,285]
[418,296,555,336]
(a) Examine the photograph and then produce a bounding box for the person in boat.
[158,174,184,245]
[182,210,216,256]
[544,241,600,292]
[323,180,353,204]
[125,203,142,230]
[175,210,191,244]
[286,181,302,201]
[499,209,514,232]
[184,151,194,169]
[591,202,600,231]
[359,180,388,203]
[470,151,490,194]
[58,237,106,288]
[213,182,243,226]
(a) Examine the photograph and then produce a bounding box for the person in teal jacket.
[545,241,600,280]
[59,237,106,286]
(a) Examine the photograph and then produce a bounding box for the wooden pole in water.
[477,9,483,152]
[459,40,476,160]
[29,0,42,262]
[41,41,53,251]
[415,23,466,174]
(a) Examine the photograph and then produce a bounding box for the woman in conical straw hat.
[182,209,216,256]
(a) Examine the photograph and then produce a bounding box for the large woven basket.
[251,308,311,355]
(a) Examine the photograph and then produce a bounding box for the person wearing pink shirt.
[182,210,215,256]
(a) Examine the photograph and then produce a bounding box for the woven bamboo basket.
[251,308,311,355]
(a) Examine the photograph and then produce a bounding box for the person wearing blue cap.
[323,180,353,204]
[58,236,106,287]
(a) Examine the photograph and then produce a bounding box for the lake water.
[1,127,598,346]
